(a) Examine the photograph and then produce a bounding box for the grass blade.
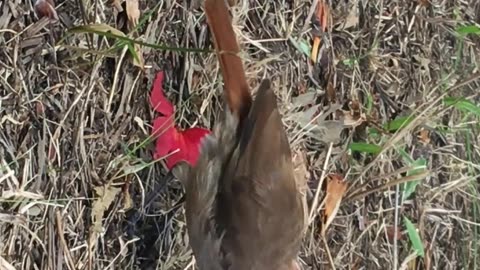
[444,97,480,117]
[404,216,425,258]
[349,142,381,154]
[384,115,414,132]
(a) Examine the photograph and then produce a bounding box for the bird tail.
[204,0,252,120]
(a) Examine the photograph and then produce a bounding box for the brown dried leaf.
[124,0,144,68]
[321,174,348,236]
[342,1,359,29]
[417,128,430,145]
[326,78,335,103]
[292,150,309,229]
[386,225,403,241]
[91,184,121,233]
[125,0,140,27]
[338,109,365,128]
[316,0,329,33]
[121,180,133,211]
[418,0,430,7]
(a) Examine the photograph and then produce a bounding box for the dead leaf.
[288,103,344,144]
[123,0,144,69]
[349,100,361,117]
[91,184,121,233]
[342,0,359,29]
[326,78,335,103]
[125,0,140,28]
[321,174,348,236]
[337,109,365,128]
[418,0,430,7]
[417,128,430,145]
[121,178,133,211]
[311,120,344,144]
[311,0,329,63]
[386,225,403,241]
[292,150,309,229]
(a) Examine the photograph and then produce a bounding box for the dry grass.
[1,0,480,269]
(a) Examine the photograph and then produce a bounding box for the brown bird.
[174,0,306,269]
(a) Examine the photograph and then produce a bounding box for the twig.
[322,236,336,270]
[308,142,333,224]
[345,170,430,202]
[55,210,76,270]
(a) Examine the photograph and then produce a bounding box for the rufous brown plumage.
[175,0,306,269]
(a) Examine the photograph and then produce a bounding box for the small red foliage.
[150,72,174,116]
[150,71,211,170]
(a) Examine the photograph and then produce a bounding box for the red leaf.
[150,71,174,116]
[150,71,211,169]
[155,126,210,170]
[152,116,176,159]
[177,127,211,165]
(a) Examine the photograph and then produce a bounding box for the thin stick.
[393,183,399,270]
[322,236,336,270]
[346,170,430,202]
[55,210,76,270]
[308,142,333,224]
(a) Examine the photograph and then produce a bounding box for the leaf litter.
[1,0,480,268]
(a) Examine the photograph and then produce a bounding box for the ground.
[1,0,480,269]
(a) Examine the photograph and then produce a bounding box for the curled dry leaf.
[91,184,121,233]
[321,173,348,236]
[34,0,58,20]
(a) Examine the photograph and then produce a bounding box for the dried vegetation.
[1,0,480,269]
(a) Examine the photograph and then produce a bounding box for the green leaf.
[396,148,428,199]
[288,37,311,57]
[403,158,427,199]
[69,23,127,37]
[456,25,480,36]
[384,116,413,132]
[443,97,480,117]
[349,143,381,154]
[342,58,358,67]
[298,40,311,57]
[367,127,381,138]
[403,216,425,257]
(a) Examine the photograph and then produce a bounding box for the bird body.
[176,0,306,269]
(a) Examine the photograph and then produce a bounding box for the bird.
[174,0,307,269]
